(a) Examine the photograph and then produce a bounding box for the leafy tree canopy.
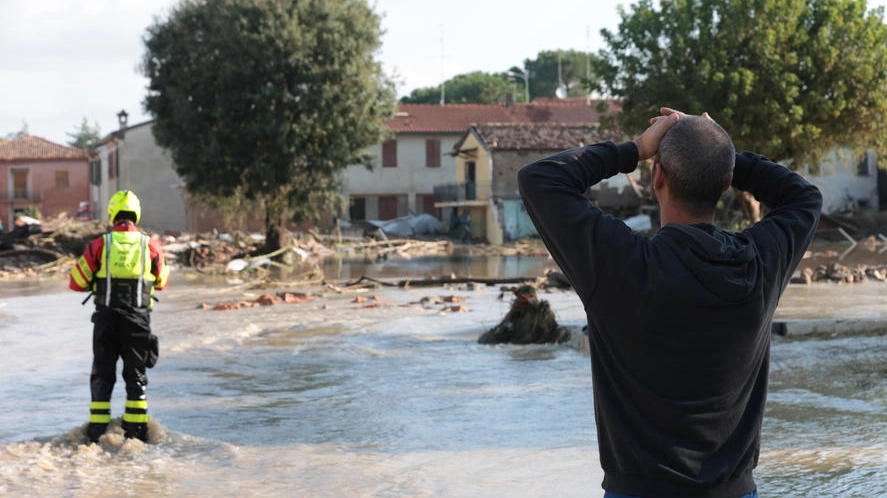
[141,0,396,250]
[524,49,599,100]
[595,0,887,167]
[401,49,599,105]
[3,121,29,141]
[66,117,102,148]
[401,71,525,104]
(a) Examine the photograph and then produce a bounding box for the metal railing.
[433,181,491,202]
[0,189,44,202]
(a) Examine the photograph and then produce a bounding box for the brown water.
[0,267,884,497]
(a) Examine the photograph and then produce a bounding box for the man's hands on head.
[631,107,716,162]
[632,109,679,162]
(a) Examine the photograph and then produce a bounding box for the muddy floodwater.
[0,256,885,497]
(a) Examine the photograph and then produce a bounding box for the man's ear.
[722,173,733,193]
[653,162,667,191]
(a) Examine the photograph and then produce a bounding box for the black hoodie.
[518,141,822,498]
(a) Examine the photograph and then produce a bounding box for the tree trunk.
[735,190,762,224]
[264,199,285,253]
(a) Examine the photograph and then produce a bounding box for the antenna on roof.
[439,24,446,106]
[555,51,567,99]
[586,25,592,104]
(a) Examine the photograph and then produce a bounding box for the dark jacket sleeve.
[732,152,823,286]
[518,141,640,303]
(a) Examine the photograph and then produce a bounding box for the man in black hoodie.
[518,108,822,498]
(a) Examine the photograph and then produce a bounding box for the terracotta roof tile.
[389,100,621,133]
[467,123,627,151]
[0,136,88,161]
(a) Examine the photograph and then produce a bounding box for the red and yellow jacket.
[69,221,170,308]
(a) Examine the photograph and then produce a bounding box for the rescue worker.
[69,190,170,443]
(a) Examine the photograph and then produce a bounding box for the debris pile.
[477,284,571,345]
[794,262,887,284]
[200,291,314,311]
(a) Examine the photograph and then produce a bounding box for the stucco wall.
[116,125,188,232]
[342,133,458,204]
[804,149,879,215]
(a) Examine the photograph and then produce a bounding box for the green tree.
[3,121,29,140]
[596,0,887,168]
[525,50,599,100]
[402,71,525,104]
[66,117,102,148]
[142,0,396,251]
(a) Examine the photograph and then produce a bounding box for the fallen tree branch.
[339,274,535,289]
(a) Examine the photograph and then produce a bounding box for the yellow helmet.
[108,190,141,223]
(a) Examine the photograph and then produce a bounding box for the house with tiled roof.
[88,112,261,234]
[87,114,192,232]
[442,121,636,244]
[0,136,89,231]
[340,99,620,227]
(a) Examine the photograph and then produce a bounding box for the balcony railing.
[0,189,44,202]
[433,181,491,203]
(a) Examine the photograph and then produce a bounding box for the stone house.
[0,136,89,230]
[340,99,621,227]
[445,122,629,244]
[801,148,879,215]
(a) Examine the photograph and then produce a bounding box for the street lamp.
[506,70,529,103]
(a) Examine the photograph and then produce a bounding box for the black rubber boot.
[87,423,107,443]
[122,421,148,442]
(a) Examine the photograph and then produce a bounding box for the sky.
[1,0,885,146]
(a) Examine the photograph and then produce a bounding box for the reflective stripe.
[90,401,112,424]
[156,257,170,290]
[72,257,92,288]
[90,413,112,424]
[122,412,149,424]
[125,399,148,410]
[104,233,112,305]
[124,398,148,424]
[95,231,156,308]
[137,235,146,308]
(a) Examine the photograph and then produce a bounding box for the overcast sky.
[1,0,885,146]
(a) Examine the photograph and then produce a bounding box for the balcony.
[0,189,44,202]
[433,181,491,203]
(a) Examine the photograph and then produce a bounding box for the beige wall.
[116,124,189,232]
[342,133,460,220]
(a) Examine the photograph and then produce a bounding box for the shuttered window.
[55,170,69,188]
[382,140,397,167]
[425,139,441,168]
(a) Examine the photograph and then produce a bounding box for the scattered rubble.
[2,215,885,288]
[200,291,315,311]
[477,284,571,345]
[793,262,887,284]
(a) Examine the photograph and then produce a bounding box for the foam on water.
[1,279,885,496]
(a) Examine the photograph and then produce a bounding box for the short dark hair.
[657,116,735,216]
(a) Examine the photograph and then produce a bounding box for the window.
[55,170,69,189]
[378,195,398,219]
[425,139,441,168]
[90,159,102,186]
[108,150,118,179]
[420,194,437,215]
[349,197,366,220]
[12,169,28,199]
[382,140,397,167]
[857,155,870,176]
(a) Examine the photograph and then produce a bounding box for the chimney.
[117,109,129,129]
[505,92,515,108]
